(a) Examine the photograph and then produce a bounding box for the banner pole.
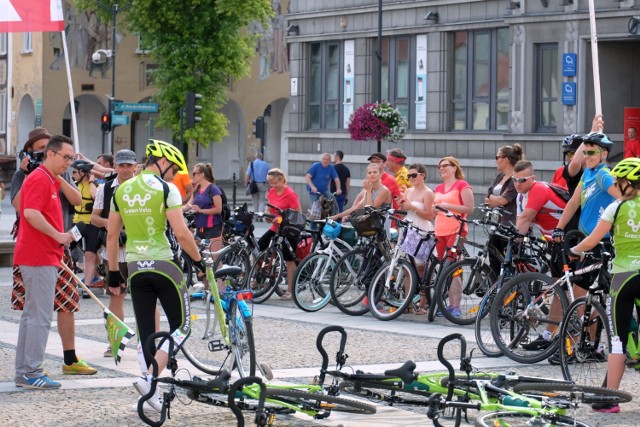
[588,0,602,116]
[60,31,80,152]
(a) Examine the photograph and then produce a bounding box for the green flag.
[104,308,135,365]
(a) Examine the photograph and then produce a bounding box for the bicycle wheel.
[490,272,568,364]
[330,248,382,316]
[559,298,610,387]
[228,299,256,377]
[247,247,284,304]
[179,250,194,288]
[182,295,225,375]
[425,257,442,322]
[474,282,503,357]
[293,253,334,312]
[264,388,376,415]
[435,258,496,325]
[511,382,632,405]
[339,380,432,405]
[368,258,418,321]
[212,245,251,289]
[475,411,589,427]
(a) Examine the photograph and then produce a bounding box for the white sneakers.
[132,377,164,413]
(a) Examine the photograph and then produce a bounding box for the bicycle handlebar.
[316,325,348,386]
[436,333,467,401]
[228,376,267,427]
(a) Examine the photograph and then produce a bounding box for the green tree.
[75,0,272,146]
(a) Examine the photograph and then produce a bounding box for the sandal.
[280,292,292,300]
[415,307,427,315]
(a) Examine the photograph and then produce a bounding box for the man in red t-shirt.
[368,152,403,209]
[14,135,75,389]
[624,126,640,158]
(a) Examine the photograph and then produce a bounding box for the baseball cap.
[115,149,137,165]
[367,152,387,162]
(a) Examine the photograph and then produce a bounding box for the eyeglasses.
[52,151,74,163]
[566,151,575,158]
[268,171,283,177]
[511,175,534,184]
[495,155,505,160]
[583,149,602,156]
[192,171,202,177]
[407,173,422,179]
[438,164,453,169]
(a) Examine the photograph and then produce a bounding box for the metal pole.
[110,3,118,153]
[377,0,383,153]
[587,0,602,115]
[232,173,237,208]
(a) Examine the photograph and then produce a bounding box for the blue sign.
[563,53,577,77]
[562,82,576,105]
[113,102,159,113]
[111,114,130,126]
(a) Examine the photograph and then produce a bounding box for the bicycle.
[426,333,631,427]
[292,218,354,312]
[181,262,257,377]
[329,206,396,316]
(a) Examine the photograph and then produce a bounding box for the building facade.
[284,0,640,207]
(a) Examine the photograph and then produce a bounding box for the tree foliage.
[74,0,273,146]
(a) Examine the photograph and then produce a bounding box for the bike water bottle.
[502,396,530,407]
[611,336,623,354]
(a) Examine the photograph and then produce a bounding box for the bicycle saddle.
[384,360,417,384]
[214,265,243,280]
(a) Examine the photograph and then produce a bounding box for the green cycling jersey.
[601,196,640,273]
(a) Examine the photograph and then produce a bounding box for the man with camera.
[10,128,97,379]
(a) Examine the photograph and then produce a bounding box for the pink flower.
[348,101,406,143]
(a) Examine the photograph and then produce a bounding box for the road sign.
[111,114,130,126]
[562,82,576,105]
[563,53,577,77]
[113,102,158,113]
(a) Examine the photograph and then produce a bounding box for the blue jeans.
[335,194,347,213]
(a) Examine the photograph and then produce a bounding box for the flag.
[104,308,136,365]
[0,0,64,33]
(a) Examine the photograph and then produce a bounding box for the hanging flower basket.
[348,101,407,143]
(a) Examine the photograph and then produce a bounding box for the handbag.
[246,161,260,195]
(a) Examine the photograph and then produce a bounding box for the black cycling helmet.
[562,134,583,154]
[582,132,614,152]
[71,159,94,173]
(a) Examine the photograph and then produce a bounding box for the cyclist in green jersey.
[569,157,640,413]
[106,139,205,412]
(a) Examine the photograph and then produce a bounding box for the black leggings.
[609,271,640,352]
[128,261,190,368]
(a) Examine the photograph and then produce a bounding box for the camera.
[18,150,45,174]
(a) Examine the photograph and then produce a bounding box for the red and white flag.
[0,0,64,33]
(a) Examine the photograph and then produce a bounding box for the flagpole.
[588,0,602,116]
[5,33,12,155]
[60,31,80,153]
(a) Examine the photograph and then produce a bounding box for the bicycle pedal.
[207,340,226,352]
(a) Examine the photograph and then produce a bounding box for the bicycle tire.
[330,248,382,316]
[435,258,496,325]
[511,382,632,405]
[425,257,443,322]
[182,295,224,375]
[474,282,503,357]
[264,388,377,415]
[339,380,432,405]
[475,411,589,427]
[228,299,256,377]
[179,250,194,288]
[559,297,610,388]
[247,247,284,304]
[490,272,568,364]
[212,245,251,289]
[368,258,418,321]
[293,253,334,312]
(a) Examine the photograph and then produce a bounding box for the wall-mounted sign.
[562,82,576,105]
[343,40,355,129]
[290,78,298,96]
[562,53,577,77]
[415,35,427,129]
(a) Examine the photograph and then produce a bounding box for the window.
[21,32,32,54]
[536,44,558,132]
[145,63,158,87]
[381,36,411,125]
[309,42,341,129]
[0,90,6,133]
[0,33,7,55]
[452,28,510,130]
[136,33,151,55]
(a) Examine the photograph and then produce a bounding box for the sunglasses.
[512,175,534,184]
[192,171,202,177]
[407,173,422,179]
[495,155,505,160]
[583,149,602,156]
[438,164,453,169]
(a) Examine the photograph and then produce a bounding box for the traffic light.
[101,113,111,133]
[185,92,203,129]
[252,116,264,139]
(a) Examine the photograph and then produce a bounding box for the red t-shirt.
[624,138,640,158]
[517,181,567,235]
[552,166,567,189]
[381,172,402,209]
[267,186,301,232]
[14,166,64,266]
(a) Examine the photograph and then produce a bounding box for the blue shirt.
[246,159,270,183]
[579,163,615,235]
[306,162,338,194]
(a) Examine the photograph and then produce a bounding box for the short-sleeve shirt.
[246,159,270,183]
[306,162,338,194]
[517,181,566,235]
[624,138,640,158]
[330,163,351,196]
[395,166,412,192]
[193,184,222,228]
[433,180,472,236]
[112,170,182,262]
[267,186,300,232]
[578,163,615,235]
[14,166,64,266]
[171,172,192,200]
[73,180,93,224]
[381,172,403,209]
[601,198,640,273]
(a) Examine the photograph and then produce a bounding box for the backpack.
[216,185,232,221]
[544,182,571,203]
